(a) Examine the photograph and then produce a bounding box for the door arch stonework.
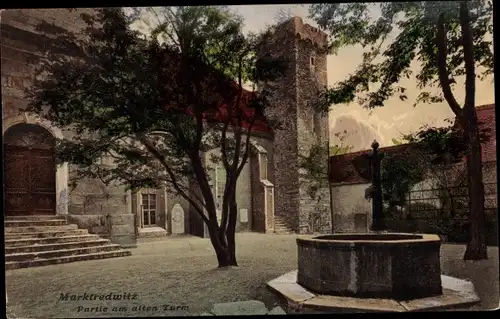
[3,113,69,215]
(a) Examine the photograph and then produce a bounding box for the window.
[141,193,157,227]
[259,153,268,180]
[311,113,316,133]
[310,55,316,73]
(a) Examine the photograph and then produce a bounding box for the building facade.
[2,9,331,242]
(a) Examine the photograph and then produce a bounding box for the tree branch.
[221,116,231,170]
[236,117,255,178]
[220,58,246,237]
[231,58,245,171]
[186,149,219,223]
[137,134,210,225]
[460,1,476,111]
[194,111,204,150]
[436,13,463,118]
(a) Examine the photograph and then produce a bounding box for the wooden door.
[3,124,56,216]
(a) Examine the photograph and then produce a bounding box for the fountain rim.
[296,233,441,246]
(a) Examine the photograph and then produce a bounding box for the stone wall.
[330,162,497,234]
[330,183,372,233]
[483,162,497,212]
[1,9,95,119]
[2,9,136,247]
[303,187,332,234]
[68,177,129,231]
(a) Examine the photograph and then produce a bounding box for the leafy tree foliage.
[380,151,426,209]
[407,118,491,165]
[310,1,493,260]
[400,118,491,214]
[380,117,491,218]
[26,7,286,267]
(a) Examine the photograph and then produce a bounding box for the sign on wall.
[240,208,248,223]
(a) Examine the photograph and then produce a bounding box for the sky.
[229,4,495,151]
[131,5,495,152]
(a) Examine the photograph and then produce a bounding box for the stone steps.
[5,229,90,240]
[274,223,288,228]
[5,219,68,227]
[4,234,102,247]
[5,250,131,270]
[5,215,132,269]
[6,244,122,262]
[5,239,112,254]
[274,217,294,235]
[5,224,79,234]
[138,228,168,238]
[5,215,66,221]
[274,225,292,230]
[274,226,292,230]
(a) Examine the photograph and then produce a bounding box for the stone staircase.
[273,216,295,235]
[5,215,132,270]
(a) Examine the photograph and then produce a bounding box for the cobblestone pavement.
[5,234,499,318]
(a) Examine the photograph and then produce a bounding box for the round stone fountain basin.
[297,233,443,301]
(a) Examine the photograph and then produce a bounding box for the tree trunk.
[214,245,232,268]
[206,214,238,267]
[227,197,238,266]
[463,111,488,260]
[204,219,231,267]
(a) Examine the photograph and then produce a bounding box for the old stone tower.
[258,17,331,234]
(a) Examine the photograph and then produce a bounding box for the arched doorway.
[3,123,57,216]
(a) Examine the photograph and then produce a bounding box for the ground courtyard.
[5,233,499,317]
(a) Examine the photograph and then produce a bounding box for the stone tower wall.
[257,19,301,228]
[259,17,331,233]
[294,19,331,234]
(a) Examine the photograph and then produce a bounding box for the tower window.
[310,55,316,73]
[310,56,315,66]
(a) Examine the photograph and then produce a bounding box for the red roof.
[329,104,496,183]
[329,144,413,184]
[209,87,272,134]
[162,49,272,135]
[179,87,272,134]
[451,103,496,163]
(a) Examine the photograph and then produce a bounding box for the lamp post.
[369,140,385,231]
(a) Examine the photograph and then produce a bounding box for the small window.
[310,56,316,73]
